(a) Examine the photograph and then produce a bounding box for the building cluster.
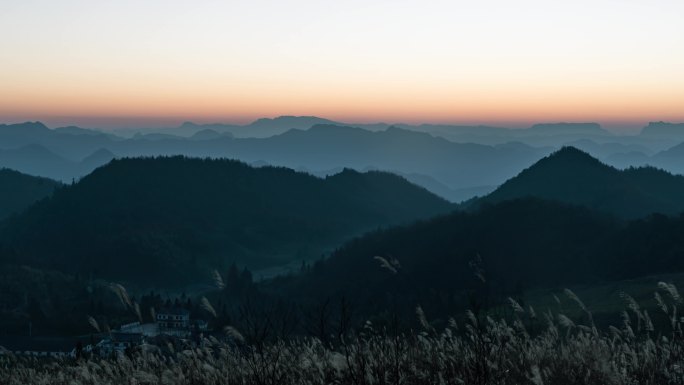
[0,308,209,358]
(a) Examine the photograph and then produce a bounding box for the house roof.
[119,322,159,336]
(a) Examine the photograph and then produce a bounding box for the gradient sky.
[1,0,683,130]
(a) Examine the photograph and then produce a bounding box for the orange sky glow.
[1,0,682,131]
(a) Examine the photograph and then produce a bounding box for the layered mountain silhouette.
[0,169,60,220]
[0,121,550,199]
[0,144,114,182]
[224,124,550,198]
[275,148,684,314]
[475,147,684,218]
[0,122,120,160]
[117,118,617,145]
[0,156,453,286]
[3,119,684,203]
[0,122,56,147]
[88,123,553,200]
[3,127,684,330]
[115,116,341,138]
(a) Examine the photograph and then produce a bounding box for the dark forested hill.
[281,199,617,304]
[0,169,61,220]
[0,156,453,286]
[476,146,684,218]
[280,198,684,318]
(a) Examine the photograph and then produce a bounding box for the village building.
[94,332,144,356]
[156,308,190,330]
[0,308,210,358]
[116,307,207,339]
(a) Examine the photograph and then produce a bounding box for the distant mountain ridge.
[142,116,342,138]
[99,123,553,201]
[0,120,551,199]
[252,124,550,192]
[527,122,610,136]
[4,118,684,202]
[640,121,684,139]
[168,118,616,143]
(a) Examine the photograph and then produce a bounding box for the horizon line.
[2,115,683,132]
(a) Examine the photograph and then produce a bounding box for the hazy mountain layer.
[3,119,684,202]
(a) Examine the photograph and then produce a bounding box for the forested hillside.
[0,168,60,220]
[0,156,453,286]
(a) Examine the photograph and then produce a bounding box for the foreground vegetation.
[3,284,684,385]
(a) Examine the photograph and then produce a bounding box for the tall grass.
[3,283,684,384]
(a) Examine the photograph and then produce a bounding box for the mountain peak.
[478,145,684,218]
[542,146,601,164]
[505,146,610,179]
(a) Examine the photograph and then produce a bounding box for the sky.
[0,0,682,131]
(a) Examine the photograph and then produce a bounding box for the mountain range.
[2,146,684,332]
[268,148,684,317]
[2,146,682,288]
[106,117,684,150]
[2,117,684,203]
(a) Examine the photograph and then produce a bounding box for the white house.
[156,308,192,337]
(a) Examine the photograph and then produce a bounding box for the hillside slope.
[477,147,684,218]
[279,198,684,317]
[0,156,453,286]
[0,169,61,220]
